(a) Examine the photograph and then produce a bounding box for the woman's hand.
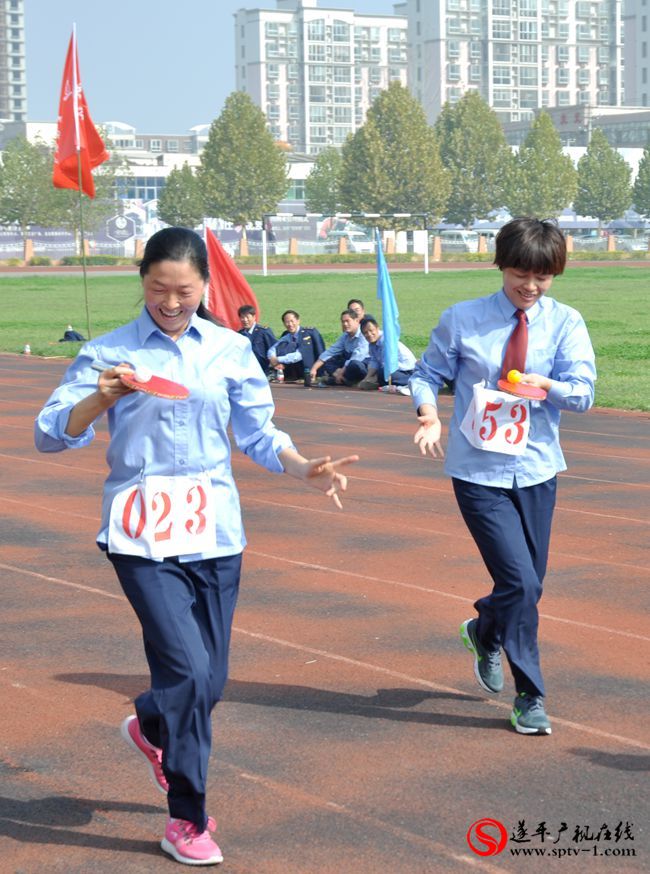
[413,404,444,458]
[96,363,138,403]
[279,449,359,510]
[519,372,552,392]
[65,363,135,438]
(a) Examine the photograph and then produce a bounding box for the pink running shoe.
[161,816,223,865]
[120,715,169,794]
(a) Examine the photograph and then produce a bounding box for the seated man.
[310,309,369,386]
[267,309,325,382]
[238,305,276,375]
[358,317,416,395]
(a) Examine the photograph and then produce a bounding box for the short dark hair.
[341,308,359,319]
[281,309,300,321]
[238,305,256,317]
[494,217,566,276]
[347,298,364,309]
[360,317,378,330]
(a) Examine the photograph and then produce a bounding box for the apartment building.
[234,0,408,154]
[402,0,624,125]
[0,0,26,122]
[623,0,650,107]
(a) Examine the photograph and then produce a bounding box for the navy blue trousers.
[109,552,242,830]
[321,353,368,385]
[452,477,556,698]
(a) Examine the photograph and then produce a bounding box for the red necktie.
[502,309,528,377]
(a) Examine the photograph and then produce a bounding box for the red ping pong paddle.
[497,378,547,401]
[91,362,189,400]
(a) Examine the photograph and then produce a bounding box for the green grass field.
[4,265,649,411]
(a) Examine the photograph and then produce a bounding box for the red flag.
[52,28,109,198]
[205,228,260,331]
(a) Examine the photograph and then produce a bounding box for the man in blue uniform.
[267,309,326,382]
[310,309,370,386]
[238,305,276,375]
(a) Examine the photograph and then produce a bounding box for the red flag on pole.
[52,27,109,199]
[205,227,260,330]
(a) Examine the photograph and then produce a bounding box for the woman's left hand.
[302,455,359,509]
[520,372,552,392]
[280,448,359,509]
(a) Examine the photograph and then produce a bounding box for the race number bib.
[460,381,530,456]
[108,473,217,558]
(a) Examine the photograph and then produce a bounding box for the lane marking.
[2,560,648,751]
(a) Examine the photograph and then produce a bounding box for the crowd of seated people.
[238,298,422,395]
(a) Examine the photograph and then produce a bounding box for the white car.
[324,229,375,254]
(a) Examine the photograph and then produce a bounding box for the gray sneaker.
[459,618,504,694]
[510,693,552,735]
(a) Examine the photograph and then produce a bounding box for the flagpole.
[71,24,92,340]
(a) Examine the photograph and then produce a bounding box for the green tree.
[305,146,343,215]
[157,163,205,228]
[199,91,288,226]
[631,140,650,217]
[0,137,59,250]
[435,91,515,226]
[504,111,576,217]
[574,128,633,224]
[339,82,450,225]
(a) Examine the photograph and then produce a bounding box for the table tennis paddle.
[497,378,547,401]
[91,362,190,400]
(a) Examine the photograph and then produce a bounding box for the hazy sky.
[26,0,400,133]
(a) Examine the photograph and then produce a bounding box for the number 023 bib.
[108,473,217,559]
[460,381,530,456]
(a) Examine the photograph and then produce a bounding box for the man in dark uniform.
[238,305,276,375]
[268,309,326,382]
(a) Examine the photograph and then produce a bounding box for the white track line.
[1,560,648,752]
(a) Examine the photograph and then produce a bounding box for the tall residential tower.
[234,0,407,154]
[0,0,26,122]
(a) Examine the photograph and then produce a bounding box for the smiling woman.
[33,226,359,866]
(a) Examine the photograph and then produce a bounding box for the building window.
[333,20,350,41]
[578,69,590,85]
[267,64,279,80]
[309,85,326,102]
[492,21,511,39]
[519,90,538,108]
[520,68,538,86]
[150,139,162,152]
[267,84,280,100]
[493,66,511,85]
[166,140,179,152]
[308,45,325,62]
[519,0,538,15]
[578,46,590,63]
[556,68,570,86]
[493,0,510,15]
[557,91,570,106]
[448,64,461,81]
[309,106,326,122]
[334,107,352,123]
[310,66,326,82]
[519,22,537,40]
[334,86,351,103]
[494,43,511,62]
[447,40,460,58]
[469,64,481,81]
[307,20,325,41]
[557,45,569,63]
[577,24,591,41]
[333,45,351,62]
[333,66,350,82]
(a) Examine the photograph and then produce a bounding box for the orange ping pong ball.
[507,369,523,384]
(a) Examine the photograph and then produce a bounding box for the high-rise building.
[623,0,650,107]
[402,0,624,125]
[234,0,407,154]
[0,0,26,122]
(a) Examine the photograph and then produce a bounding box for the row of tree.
[1,86,650,242]
[306,85,650,228]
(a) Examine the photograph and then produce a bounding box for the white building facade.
[234,0,408,154]
[402,0,624,125]
[0,0,26,122]
[623,0,650,107]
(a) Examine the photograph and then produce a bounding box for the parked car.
[613,233,650,253]
[568,230,608,252]
[437,229,479,254]
[324,229,375,254]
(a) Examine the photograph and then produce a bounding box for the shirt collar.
[497,288,542,323]
[136,307,206,344]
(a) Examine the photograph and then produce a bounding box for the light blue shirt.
[368,331,417,373]
[319,327,369,370]
[35,308,295,559]
[409,289,596,488]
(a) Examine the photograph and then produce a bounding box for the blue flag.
[375,228,400,377]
